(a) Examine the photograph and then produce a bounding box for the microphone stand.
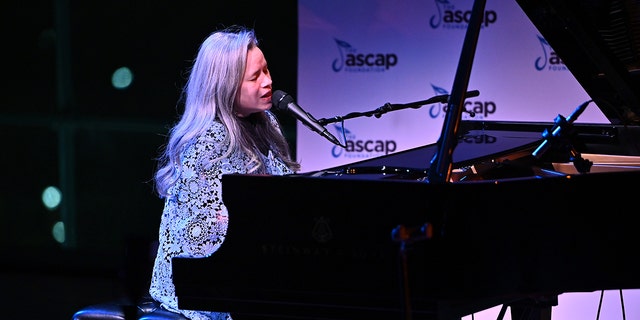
[316,90,479,126]
[531,100,594,173]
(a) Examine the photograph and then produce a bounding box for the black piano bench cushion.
[72,299,188,320]
[72,302,128,320]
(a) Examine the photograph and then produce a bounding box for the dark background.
[0,0,298,318]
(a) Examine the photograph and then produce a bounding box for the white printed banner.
[296,0,608,172]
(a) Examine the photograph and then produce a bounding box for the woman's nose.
[262,74,272,87]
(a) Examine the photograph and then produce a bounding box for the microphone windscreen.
[271,90,294,110]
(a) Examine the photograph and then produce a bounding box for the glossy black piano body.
[172,124,640,319]
[172,0,640,319]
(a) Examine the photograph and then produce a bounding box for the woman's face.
[235,46,273,117]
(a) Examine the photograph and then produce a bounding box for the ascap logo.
[332,38,398,72]
[459,134,497,144]
[535,34,568,71]
[430,0,497,29]
[329,124,397,160]
[428,84,496,120]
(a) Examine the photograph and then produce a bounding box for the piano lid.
[516,0,640,125]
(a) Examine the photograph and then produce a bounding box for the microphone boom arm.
[317,90,479,126]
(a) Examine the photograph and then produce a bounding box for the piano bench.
[72,297,188,320]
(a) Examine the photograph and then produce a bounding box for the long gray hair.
[154,26,299,198]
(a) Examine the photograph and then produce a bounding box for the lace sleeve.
[150,122,239,319]
[164,122,238,258]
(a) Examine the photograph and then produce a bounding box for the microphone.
[271,90,344,147]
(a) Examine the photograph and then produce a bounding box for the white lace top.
[149,114,295,320]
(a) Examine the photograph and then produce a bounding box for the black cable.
[619,289,626,320]
[496,304,508,320]
[596,290,604,320]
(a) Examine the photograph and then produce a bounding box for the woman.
[149,26,301,320]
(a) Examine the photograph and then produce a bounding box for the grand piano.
[172,0,640,319]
